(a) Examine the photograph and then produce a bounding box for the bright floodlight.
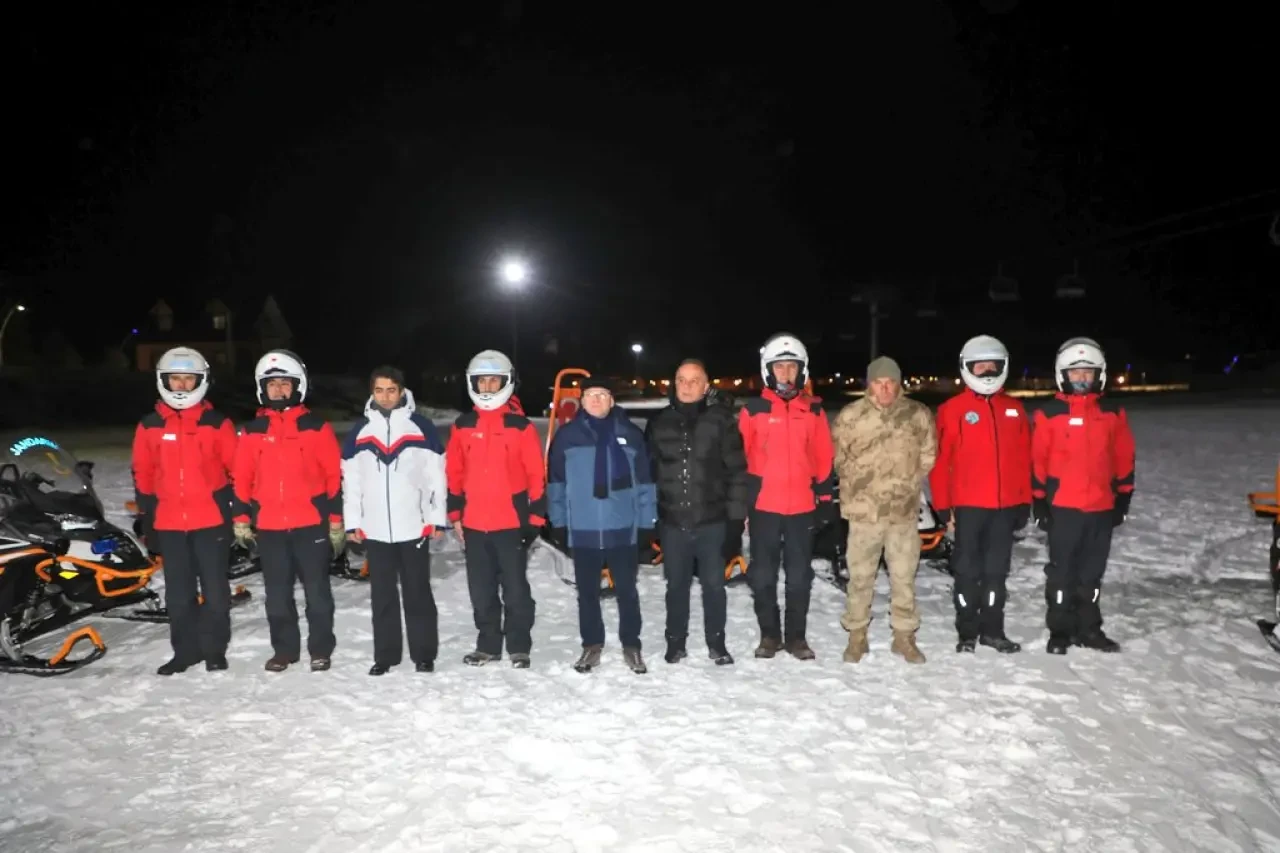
[501,259,528,286]
[15,305,25,312]
[631,343,643,354]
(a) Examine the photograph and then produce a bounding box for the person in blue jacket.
[547,376,657,674]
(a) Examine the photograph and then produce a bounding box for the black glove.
[548,526,569,552]
[723,518,745,563]
[1112,492,1132,528]
[1034,498,1051,533]
[815,497,841,529]
[521,525,541,550]
[1013,503,1030,532]
[637,527,657,558]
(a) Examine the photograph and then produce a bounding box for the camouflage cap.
[867,356,902,383]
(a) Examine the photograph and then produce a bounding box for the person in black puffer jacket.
[643,358,748,665]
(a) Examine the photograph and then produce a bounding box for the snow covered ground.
[4,399,1280,851]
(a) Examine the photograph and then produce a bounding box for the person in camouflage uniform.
[832,355,937,663]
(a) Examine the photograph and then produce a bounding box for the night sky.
[5,2,1276,380]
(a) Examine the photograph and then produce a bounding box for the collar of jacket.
[365,387,416,420]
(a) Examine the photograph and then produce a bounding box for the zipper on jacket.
[986,396,1001,508]
[385,415,394,541]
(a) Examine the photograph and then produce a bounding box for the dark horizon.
[4,2,1276,379]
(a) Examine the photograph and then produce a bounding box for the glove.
[232,521,256,548]
[1034,498,1051,533]
[1112,492,1132,528]
[520,525,540,550]
[328,522,346,557]
[637,527,657,557]
[1013,504,1030,532]
[723,518,745,563]
[815,497,841,530]
[548,526,569,553]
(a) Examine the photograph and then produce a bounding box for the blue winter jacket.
[547,408,658,549]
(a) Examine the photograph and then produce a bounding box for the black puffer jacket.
[643,389,749,530]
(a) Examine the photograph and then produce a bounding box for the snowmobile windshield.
[0,434,102,519]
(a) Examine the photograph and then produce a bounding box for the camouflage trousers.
[840,520,922,634]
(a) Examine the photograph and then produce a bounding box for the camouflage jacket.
[832,395,938,524]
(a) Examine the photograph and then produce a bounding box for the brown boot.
[784,638,816,661]
[264,654,297,672]
[842,631,869,663]
[754,636,782,659]
[891,631,926,664]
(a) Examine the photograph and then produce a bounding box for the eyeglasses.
[583,390,612,400]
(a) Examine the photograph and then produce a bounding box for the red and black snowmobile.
[1247,463,1280,651]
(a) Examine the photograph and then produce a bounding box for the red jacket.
[231,406,342,531]
[930,390,1032,513]
[446,397,547,532]
[738,389,835,516]
[1032,393,1135,513]
[131,401,237,532]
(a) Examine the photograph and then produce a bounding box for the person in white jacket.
[341,366,448,675]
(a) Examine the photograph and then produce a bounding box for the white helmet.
[959,335,1009,396]
[156,347,211,411]
[254,349,308,409]
[466,349,515,411]
[759,332,809,392]
[1054,336,1106,394]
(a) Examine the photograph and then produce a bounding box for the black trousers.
[746,510,815,643]
[464,528,535,656]
[155,526,232,663]
[951,507,1018,640]
[257,525,336,659]
[1043,508,1113,638]
[366,539,439,666]
[661,521,727,646]
[573,546,641,648]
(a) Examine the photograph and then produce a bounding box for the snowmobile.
[811,485,954,591]
[0,433,166,675]
[1246,464,1280,651]
[539,368,748,596]
[125,504,369,583]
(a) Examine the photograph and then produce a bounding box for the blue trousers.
[573,546,641,648]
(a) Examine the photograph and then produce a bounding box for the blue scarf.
[589,411,633,499]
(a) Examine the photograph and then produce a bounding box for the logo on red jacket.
[964,411,980,425]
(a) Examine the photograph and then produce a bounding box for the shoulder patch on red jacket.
[197,409,230,428]
[455,411,479,429]
[140,411,165,429]
[1098,397,1126,416]
[808,400,823,414]
[502,413,531,430]
[242,416,270,434]
[743,397,772,415]
[295,412,326,432]
[1039,398,1070,419]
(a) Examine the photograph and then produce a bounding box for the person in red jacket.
[232,350,343,672]
[931,335,1032,655]
[1032,337,1136,655]
[738,332,835,660]
[132,347,238,675]
[446,349,546,668]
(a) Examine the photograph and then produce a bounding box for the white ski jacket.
[341,389,448,543]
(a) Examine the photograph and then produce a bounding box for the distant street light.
[498,256,530,361]
[0,303,26,369]
[631,342,643,377]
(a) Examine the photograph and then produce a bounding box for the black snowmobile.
[0,434,169,675]
[127,505,368,583]
[809,481,954,590]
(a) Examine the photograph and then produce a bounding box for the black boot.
[157,658,195,676]
[415,661,434,673]
[707,634,734,666]
[1074,632,1120,653]
[1046,634,1071,655]
[980,635,1022,654]
[955,638,976,653]
[205,655,228,671]
[369,663,391,676]
[664,638,687,664]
